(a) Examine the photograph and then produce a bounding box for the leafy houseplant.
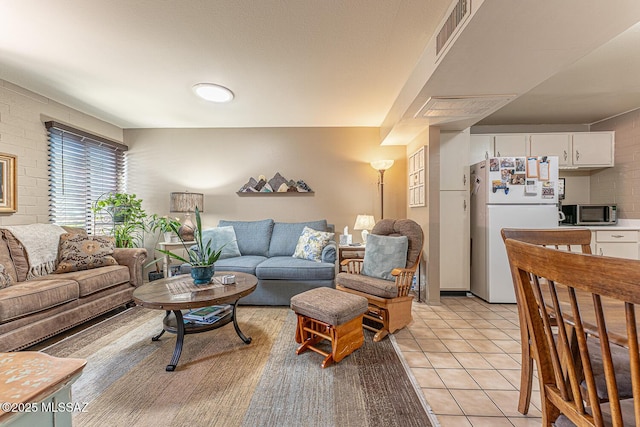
[145,214,183,279]
[92,193,147,248]
[157,207,226,284]
[148,214,182,242]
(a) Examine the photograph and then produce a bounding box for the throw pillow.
[292,226,335,262]
[55,234,118,273]
[362,234,408,281]
[195,226,241,259]
[0,264,12,289]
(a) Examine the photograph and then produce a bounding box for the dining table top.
[542,284,632,348]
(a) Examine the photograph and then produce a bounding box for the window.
[46,121,127,233]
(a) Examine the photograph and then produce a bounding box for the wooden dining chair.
[501,228,593,415]
[504,238,640,426]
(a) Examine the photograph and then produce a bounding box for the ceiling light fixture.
[192,83,234,103]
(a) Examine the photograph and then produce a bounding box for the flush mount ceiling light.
[192,83,234,103]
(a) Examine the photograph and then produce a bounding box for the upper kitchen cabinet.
[493,134,528,157]
[529,131,614,169]
[440,130,470,191]
[470,134,493,165]
[571,132,614,167]
[529,133,572,167]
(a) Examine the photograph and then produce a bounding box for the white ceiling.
[1,1,640,139]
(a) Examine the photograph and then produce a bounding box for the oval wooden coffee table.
[132,271,257,371]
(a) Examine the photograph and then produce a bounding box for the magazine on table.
[183,305,232,322]
[183,313,228,326]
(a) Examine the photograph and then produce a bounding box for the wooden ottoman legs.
[294,314,365,368]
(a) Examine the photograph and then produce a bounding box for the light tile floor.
[396,295,543,426]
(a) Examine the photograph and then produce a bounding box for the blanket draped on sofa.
[1,224,66,279]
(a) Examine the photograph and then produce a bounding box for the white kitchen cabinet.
[440,190,470,291]
[440,130,470,191]
[493,134,528,157]
[592,229,639,259]
[572,132,614,167]
[529,133,572,167]
[470,134,493,165]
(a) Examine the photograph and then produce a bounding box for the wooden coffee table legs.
[151,301,251,371]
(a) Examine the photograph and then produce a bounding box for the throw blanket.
[2,224,66,279]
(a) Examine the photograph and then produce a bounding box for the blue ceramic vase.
[191,265,215,285]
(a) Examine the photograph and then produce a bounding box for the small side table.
[158,241,195,278]
[337,245,366,273]
[0,352,86,426]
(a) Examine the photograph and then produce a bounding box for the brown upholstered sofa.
[0,226,147,352]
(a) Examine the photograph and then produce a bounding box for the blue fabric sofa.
[182,219,336,305]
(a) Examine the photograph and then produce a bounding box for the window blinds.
[46,121,127,232]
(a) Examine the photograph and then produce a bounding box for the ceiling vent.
[414,95,516,122]
[436,0,470,57]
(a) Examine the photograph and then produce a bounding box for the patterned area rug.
[41,306,437,427]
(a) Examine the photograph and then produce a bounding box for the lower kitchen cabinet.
[592,229,639,259]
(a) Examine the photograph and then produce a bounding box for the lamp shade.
[370,159,394,171]
[169,192,204,213]
[353,214,375,231]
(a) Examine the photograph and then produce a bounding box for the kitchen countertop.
[559,219,640,231]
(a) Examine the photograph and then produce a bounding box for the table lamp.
[170,191,204,241]
[353,214,375,244]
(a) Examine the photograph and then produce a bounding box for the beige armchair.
[336,219,423,342]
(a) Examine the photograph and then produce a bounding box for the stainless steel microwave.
[560,204,617,226]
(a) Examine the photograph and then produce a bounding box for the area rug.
[41,306,438,427]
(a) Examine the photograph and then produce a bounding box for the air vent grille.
[415,95,516,120]
[436,0,469,56]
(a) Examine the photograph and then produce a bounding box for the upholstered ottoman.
[290,287,368,368]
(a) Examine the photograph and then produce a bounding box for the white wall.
[0,79,123,225]
[124,127,407,263]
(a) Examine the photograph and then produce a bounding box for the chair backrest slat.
[504,238,640,426]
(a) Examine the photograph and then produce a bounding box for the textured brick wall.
[0,80,123,225]
[591,109,640,219]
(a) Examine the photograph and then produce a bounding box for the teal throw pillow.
[362,234,408,281]
[292,226,335,262]
[197,226,241,259]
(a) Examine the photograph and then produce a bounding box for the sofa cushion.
[196,226,241,259]
[292,226,335,262]
[218,219,274,256]
[0,279,79,322]
[256,256,335,281]
[362,234,408,281]
[2,230,28,282]
[0,265,12,289]
[0,238,17,284]
[268,220,328,257]
[53,265,130,297]
[55,234,118,273]
[213,255,267,275]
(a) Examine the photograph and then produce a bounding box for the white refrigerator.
[470,156,559,303]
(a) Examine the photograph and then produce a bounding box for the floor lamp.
[370,160,394,219]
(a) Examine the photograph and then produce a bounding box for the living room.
[2,1,640,426]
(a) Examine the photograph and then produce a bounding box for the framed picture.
[0,153,17,213]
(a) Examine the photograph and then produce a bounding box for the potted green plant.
[144,214,183,280]
[157,207,227,284]
[148,214,182,243]
[92,193,147,248]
